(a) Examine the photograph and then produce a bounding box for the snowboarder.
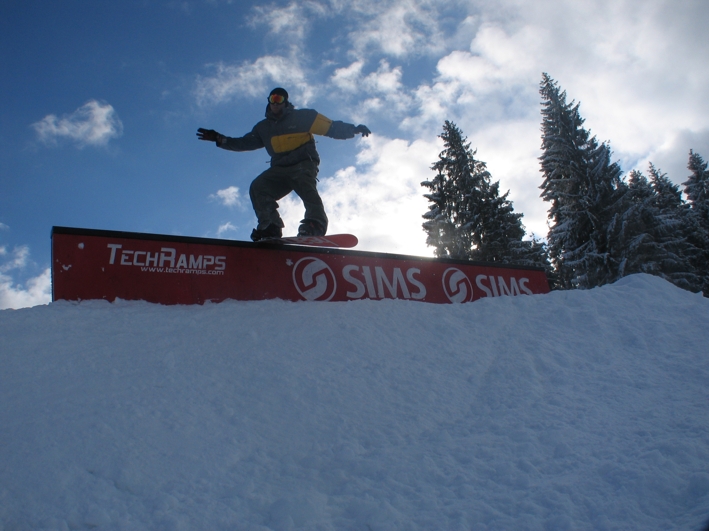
[197,87,371,241]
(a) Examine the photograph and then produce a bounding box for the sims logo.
[442,268,474,303]
[292,257,337,301]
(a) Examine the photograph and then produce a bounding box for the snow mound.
[1,274,708,530]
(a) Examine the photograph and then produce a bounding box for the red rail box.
[51,226,550,305]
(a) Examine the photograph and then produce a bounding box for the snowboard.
[255,233,358,248]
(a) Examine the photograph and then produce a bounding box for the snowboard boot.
[250,224,282,241]
[297,219,326,237]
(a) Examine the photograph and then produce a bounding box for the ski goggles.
[268,94,286,104]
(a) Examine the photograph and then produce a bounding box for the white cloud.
[355,60,411,121]
[0,246,51,309]
[250,2,305,33]
[363,60,403,94]
[347,0,447,58]
[210,185,245,208]
[32,100,123,148]
[216,222,238,237]
[249,1,328,41]
[0,268,51,310]
[481,0,709,178]
[0,245,30,273]
[194,56,315,106]
[402,22,548,134]
[247,0,447,60]
[331,60,409,123]
[331,61,365,93]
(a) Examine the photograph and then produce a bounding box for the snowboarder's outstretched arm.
[196,127,264,152]
[300,110,370,140]
[319,119,371,140]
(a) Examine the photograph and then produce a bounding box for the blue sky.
[2,0,708,308]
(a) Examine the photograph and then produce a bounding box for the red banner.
[51,227,550,305]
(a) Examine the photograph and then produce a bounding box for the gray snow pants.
[249,160,328,233]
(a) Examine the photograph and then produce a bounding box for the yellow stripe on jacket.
[269,114,333,153]
[309,114,333,136]
[270,132,313,153]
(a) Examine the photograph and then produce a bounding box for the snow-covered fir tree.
[649,165,703,291]
[614,170,657,277]
[613,166,700,291]
[471,179,549,268]
[684,150,709,223]
[682,150,709,294]
[422,121,548,268]
[422,121,483,258]
[539,73,624,289]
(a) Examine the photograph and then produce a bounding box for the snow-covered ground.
[1,274,708,530]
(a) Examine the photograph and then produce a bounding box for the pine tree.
[539,73,624,289]
[422,120,487,259]
[614,166,700,291]
[539,73,587,289]
[685,151,709,219]
[423,121,549,268]
[614,170,657,277]
[470,180,549,267]
[648,165,702,291]
[682,150,709,294]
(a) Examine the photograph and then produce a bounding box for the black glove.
[197,128,220,142]
[354,124,371,137]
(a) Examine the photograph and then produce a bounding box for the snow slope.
[1,274,708,530]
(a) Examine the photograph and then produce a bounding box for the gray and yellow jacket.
[216,102,359,167]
